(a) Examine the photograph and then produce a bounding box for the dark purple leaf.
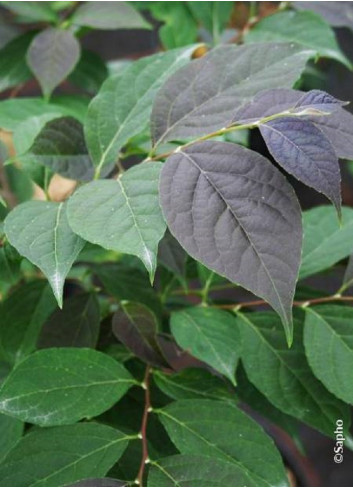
[343,254,353,290]
[160,141,302,343]
[158,230,187,279]
[260,118,341,215]
[157,335,209,372]
[293,89,347,114]
[294,2,353,29]
[313,108,353,160]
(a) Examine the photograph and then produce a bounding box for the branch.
[136,365,151,487]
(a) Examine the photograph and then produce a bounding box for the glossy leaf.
[245,10,351,69]
[37,293,100,349]
[148,454,253,487]
[72,1,150,30]
[112,301,166,366]
[5,201,85,307]
[0,32,33,93]
[0,348,135,426]
[68,163,166,281]
[151,42,313,145]
[300,206,353,279]
[0,280,57,364]
[27,28,80,98]
[170,307,240,384]
[237,311,350,436]
[160,141,302,341]
[24,116,95,181]
[157,399,288,486]
[0,422,130,486]
[260,118,341,215]
[304,306,353,404]
[85,46,196,175]
[0,414,23,462]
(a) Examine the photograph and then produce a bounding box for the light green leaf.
[67,162,166,281]
[304,306,353,404]
[157,399,288,486]
[245,10,352,69]
[0,32,34,93]
[0,422,130,486]
[85,46,196,176]
[237,311,350,436]
[300,206,353,279]
[0,414,23,462]
[171,307,240,384]
[0,280,57,364]
[0,348,135,426]
[4,201,85,307]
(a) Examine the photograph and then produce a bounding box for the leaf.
[300,205,353,279]
[343,254,353,290]
[5,201,85,307]
[71,479,126,487]
[67,162,166,281]
[112,301,166,367]
[157,399,288,486]
[37,293,100,349]
[0,243,22,295]
[0,348,135,426]
[72,1,151,30]
[0,1,58,22]
[85,46,196,175]
[27,28,80,98]
[24,116,95,181]
[245,10,351,69]
[0,414,23,463]
[237,311,351,436]
[0,32,34,93]
[294,2,353,29]
[170,307,240,384]
[304,306,353,404]
[151,42,313,145]
[160,141,302,342]
[260,118,341,215]
[0,280,57,364]
[188,1,233,38]
[153,368,236,403]
[148,454,254,487]
[312,107,353,160]
[69,49,108,94]
[158,230,186,279]
[0,422,130,487]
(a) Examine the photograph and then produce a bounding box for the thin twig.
[136,366,151,487]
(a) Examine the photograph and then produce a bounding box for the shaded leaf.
[343,254,353,290]
[304,306,353,404]
[0,1,57,22]
[72,1,150,30]
[27,28,80,98]
[0,242,22,295]
[85,46,196,175]
[237,311,351,436]
[71,479,126,487]
[300,205,353,279]
[67,163,166,281]
[245,10,351,69]
[0,32,34,93]
[151,42,313,145]
[69,49,108,94]
[170,307,240,384]
[157,335,208,372]
[37,292,100,349]
[5,201,85,307]
[0,348,135,426]
[188,1,233,38]
[0,414,23,462]
[157,399,288,486]
[0,422,130,486]
[0,280,57,364]
[158,230,186,279]
[160,141,302,342]
[112,301,166,366]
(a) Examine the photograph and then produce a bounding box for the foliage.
[0,1,353,486]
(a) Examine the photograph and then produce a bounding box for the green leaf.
[85,46,196,175]
[300,205,353,279]
[237,311,350,436]
[0,280,57,364]
[27,28,80,98]
[72,478,126,487]
[0,32,34,93]
[69,49,108,94]
[0,422,130,486]
[112,301,166,366]
[5,201,85,307]
[67,162,166,281]
[171,307,240,384]
[245,10,352,69]
[0,1,58,22]
[157,399,288,486]
[0,414,23,463]
[148,454,254,487]
[0,242,22,296]
[153,368,236,403]
[304,306,353,404]
[0,348,135,426]
[188,1,233,41]
[72,1,151,30]
[38,292,100,349]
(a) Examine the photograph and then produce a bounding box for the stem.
[136,366,151,487]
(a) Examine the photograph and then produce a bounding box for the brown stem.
[136,366,151,487]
